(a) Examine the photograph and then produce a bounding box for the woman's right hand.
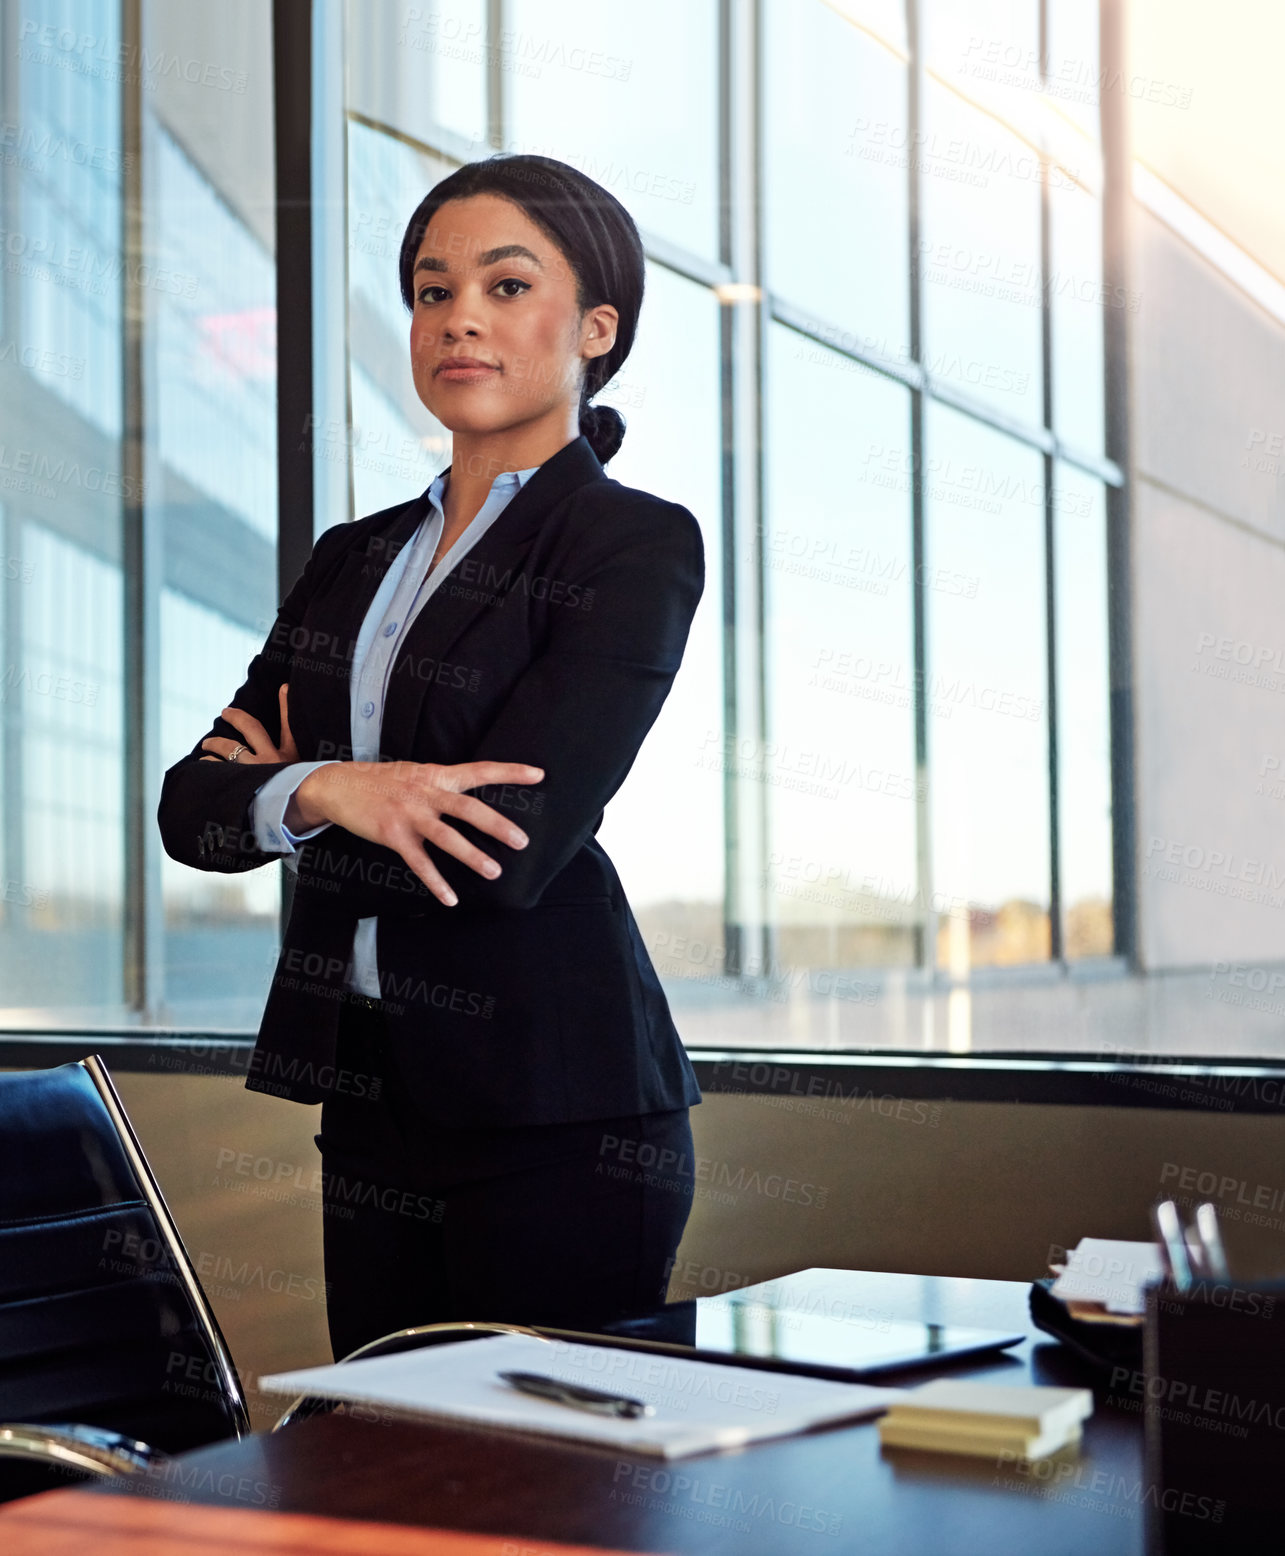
[291,759,544,907]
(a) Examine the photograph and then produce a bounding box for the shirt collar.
[425,461,540,511]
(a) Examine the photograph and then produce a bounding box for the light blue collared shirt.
[251,461,540,997]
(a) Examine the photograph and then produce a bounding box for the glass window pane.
[347,0,489,150]
[925,401,1049,969]
[1054,463,1113,957]
[596,266,724,980]
[508,0,719,265]
[764,326,917,969]
[144,0,282,1023]
[766,0,910,364]
[1046,0,1102,142]
[152,123,277,542]
[7,525,124,1018]
[13,6,123,441]
[1049,181,1106,456]
[160,590,280,1026]
[919,82,1044,427]
[924,0,1040,134]
[346,123,452,518]
[2,1,127,1021]
[348,127,450,342]
[835,0,906,52]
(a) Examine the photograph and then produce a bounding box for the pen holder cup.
[1142,1275,1285,1553]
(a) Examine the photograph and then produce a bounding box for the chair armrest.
[0,1422,167,1479]
[271,1319,551,1431]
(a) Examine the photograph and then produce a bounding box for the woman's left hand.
[199,683,300,765]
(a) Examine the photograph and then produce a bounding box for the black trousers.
[315,993,697,1361]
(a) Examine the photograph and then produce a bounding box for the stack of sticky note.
[877,1379,1093,1460]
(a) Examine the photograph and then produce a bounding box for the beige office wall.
[1133,473,1285,970]
[109,1072,1285,1428]
[1132,209,1285,544]
[1129,205,1285,973]
[1128,0,1285,284]
[677,1092,1285,1295]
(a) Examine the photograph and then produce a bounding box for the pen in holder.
[1143,1201,1285,1553]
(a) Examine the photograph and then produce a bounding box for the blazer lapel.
[290,494,426,760]
[326,494,429,677]
[380,434,606,757]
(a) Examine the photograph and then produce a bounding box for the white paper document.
[260,1331,905,1459]
[1049,1238,1167,1315]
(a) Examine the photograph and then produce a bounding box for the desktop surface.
[0,1270,1146,1556]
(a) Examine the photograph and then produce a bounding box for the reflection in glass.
[926,401,1049,968]
[0,3,126,1018]
[11,10,123,440]
[1054,463,1112,957]
[142,0,283,1025]
[508,0,719,264]
[153,127,277,542]
[765,0,909,364]
[596,265,724,982]
[764,326,916,969]
[919,82,1043,426]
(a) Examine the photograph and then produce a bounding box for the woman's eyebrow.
[414,244,543,276]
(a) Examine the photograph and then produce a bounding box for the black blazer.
[157,435,705,1125]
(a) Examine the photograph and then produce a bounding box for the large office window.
[2,0,1133,1054]
[760,0,1119,1013]
[0,0,278,1026]
[765,0,910,365]
[764,336,917,969]
[924,403,1051,969]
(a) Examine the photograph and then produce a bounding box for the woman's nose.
[438,295,484,340]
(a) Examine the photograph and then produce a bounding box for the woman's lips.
[437,363,499,383]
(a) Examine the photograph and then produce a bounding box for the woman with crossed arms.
[159,153,705,1360]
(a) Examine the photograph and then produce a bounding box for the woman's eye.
[416,278,530,305]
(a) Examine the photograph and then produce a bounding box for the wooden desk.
[1,1272,1149,1556]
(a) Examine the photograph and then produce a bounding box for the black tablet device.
[560,1269,1025,1384]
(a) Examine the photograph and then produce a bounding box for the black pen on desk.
[498,1370,655,1419]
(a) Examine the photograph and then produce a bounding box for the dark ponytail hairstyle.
[398,153,645,466]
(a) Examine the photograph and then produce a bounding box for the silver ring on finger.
[228,744,247,763]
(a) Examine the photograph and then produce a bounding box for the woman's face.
[408,193,616,439]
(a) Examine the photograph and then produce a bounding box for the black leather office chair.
[0,1055,675,1501]
[0,1056,248,1501]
